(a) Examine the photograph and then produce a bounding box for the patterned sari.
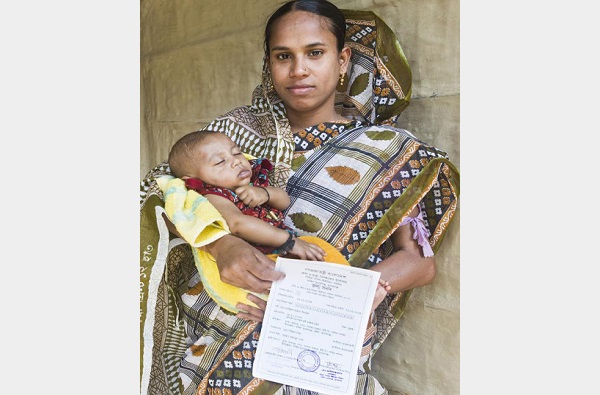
[140,10,459,395]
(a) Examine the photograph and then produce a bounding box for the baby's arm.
[235,185,290,211]
[206,194,324,260]
[206,194,288,246]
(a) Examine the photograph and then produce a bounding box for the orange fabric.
[266,235,349,266]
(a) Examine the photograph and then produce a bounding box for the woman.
[140,1,459,394]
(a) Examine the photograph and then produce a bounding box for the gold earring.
[339,72,345,86]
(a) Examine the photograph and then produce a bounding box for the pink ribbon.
[399,210,434,257]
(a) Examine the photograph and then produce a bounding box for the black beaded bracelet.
[278,232,296,256]
[258,186,270,203]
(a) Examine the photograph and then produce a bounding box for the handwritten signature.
[323,361,342,370]
[273,347,293,356]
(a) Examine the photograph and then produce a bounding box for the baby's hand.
[288,238,326,261]
[235,185,268,208]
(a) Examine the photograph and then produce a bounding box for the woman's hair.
[264,0,346,55]
[168,130,218,178]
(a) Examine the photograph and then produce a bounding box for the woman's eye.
[309,50,323,57]
[275,53,290,60]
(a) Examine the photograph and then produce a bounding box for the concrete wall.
[140,1,460,394]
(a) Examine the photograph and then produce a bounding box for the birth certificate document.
[252,257,381,395]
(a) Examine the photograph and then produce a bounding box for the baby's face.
[189,134,253,190]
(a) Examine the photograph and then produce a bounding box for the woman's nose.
[290,60,309,78]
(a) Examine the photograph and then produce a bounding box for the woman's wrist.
[204,234,235,260]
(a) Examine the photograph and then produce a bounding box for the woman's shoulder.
[350,123,450,159]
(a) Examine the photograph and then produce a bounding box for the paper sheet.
[253,257,380,395]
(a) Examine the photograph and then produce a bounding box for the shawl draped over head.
[140,10,460,395]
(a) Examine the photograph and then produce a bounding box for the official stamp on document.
[297,349,320,372]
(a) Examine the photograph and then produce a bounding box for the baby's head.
[168,131,253,190]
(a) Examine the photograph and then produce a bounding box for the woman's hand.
[236,294,268,322]
[205,234,285,294]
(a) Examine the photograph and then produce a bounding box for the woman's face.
[268,11,349,119]
[185,134,253,190]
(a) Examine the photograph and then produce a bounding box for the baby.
[168,130,327,259]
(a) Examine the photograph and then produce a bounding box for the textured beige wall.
[140,1,459,394]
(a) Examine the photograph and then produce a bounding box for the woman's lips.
[287,85,314,95]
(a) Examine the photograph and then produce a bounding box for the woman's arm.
[368,207,437,294]
[161,213,182,238]
[161,205,281,293]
